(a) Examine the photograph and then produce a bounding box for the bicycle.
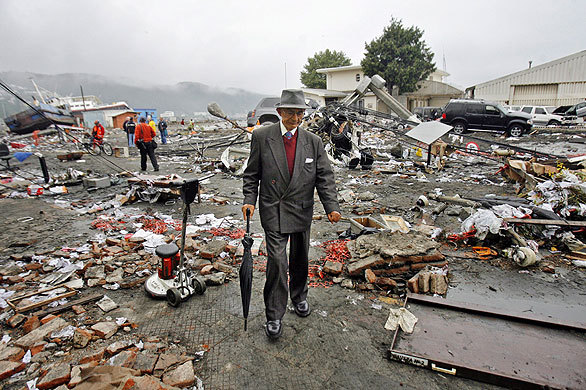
[80,136,113,156]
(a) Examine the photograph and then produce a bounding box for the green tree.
[361,17,435,93]
[300,49,352,89]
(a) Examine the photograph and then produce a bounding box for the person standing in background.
[124,116,136,147]
[148,115,157,135]
[158,117,168,144]
[135,117,159,172]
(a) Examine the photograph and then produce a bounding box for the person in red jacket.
[135,117,159,171]
[92,120,105,146]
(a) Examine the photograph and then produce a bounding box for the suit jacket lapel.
[266,125,290,182]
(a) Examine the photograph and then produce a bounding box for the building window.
[356,74,361,82]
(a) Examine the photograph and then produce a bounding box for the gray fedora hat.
[275,89,310,109]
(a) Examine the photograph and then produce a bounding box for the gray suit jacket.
[243,122,340,233]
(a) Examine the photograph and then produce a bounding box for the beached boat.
[3,103,75,135]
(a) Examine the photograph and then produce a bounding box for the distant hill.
[0,71,265,118]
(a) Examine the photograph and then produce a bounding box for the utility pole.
[80,85,87,111]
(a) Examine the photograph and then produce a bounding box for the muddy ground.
[0,123,585,389]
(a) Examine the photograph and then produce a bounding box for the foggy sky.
[1,0,584,95]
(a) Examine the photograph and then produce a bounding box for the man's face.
[277,108,305,130]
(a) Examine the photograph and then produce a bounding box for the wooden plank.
[32,293,103,317]
[7,284,76,312]
[8,283,72,301]
[504,218,586,227]
[13,290,77,313]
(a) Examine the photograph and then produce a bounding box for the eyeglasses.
[281,109,305,117]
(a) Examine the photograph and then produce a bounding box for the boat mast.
[30,78,47,104]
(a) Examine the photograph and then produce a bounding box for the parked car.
[247,96,319,127]
[519,105,563,126]
[561,101,586,125]
[440,99,532,137]
[413,106,442,121]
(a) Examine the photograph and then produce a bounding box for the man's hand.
[242,204,255,220]
[327,211,341,223]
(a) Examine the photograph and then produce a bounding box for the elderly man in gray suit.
[242,89,341,339]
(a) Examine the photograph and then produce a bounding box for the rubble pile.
[321,231,447,294]
[0,316,204,390]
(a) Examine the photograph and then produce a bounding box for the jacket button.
[271,179,276,184]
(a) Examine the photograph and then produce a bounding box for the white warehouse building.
[468,50,586,106]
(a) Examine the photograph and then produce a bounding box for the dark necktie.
[284,131,292,140]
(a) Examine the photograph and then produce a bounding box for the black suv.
[440,99,532,137]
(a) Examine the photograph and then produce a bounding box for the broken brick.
[162,360,195,388]
[372,265,411,276]
[430,273,448,295]
[106,341,132,356]
[154,353,181,376]
[24,263,43,271]
[91,322,118,339]
[79,349,104,365]
[420,250,445,263]
[14,317,68,350]
[122,375,175,390]
[411,260,448,271]
[364,269,377,284]
[108,350,137,368]
[0,346,25,361]
[407,274,419,293]
[346,255,386,276]
[213,261,235,274]
[23,315,40,334]
[30,341,47,356]
[323,261,343,275]
[74,328,93,348]
[40,314,58,325]
[7,313,26,328]
[418,271,431,293]
[0,360,26,380]
[200,265,214,276]
[36,363,71,390]
[375,277,397,287]
[133,352,158,375]
[68,362,98,388]
[72,305,86,315]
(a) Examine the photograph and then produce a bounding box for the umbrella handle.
[246,208,250,234]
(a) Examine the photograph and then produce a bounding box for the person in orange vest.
[92,120,105,146]
[135,117,159,171]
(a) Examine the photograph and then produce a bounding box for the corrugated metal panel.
[473,51,586,105]
[511,84,558,105]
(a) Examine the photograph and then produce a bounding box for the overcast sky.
[1,0,584,95]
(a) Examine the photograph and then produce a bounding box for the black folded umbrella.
[239,210,253,331]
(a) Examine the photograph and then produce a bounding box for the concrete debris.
[384,308,418,333]
[97,295,119,312]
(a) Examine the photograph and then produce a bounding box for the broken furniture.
[0,143,13,169]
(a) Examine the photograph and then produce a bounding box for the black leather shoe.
[265,320,282,339]
[294,300,311,317]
